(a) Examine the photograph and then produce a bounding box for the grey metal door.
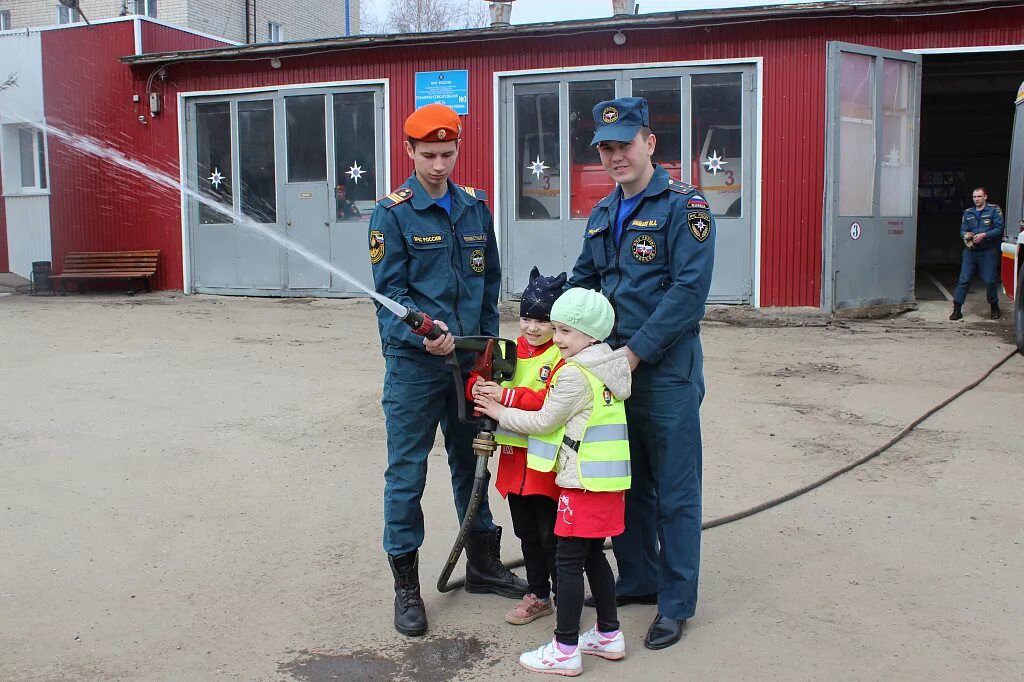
[284,183,331,289]
[284,94,331,290]
[824,42,922,311]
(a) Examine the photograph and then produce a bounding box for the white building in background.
[0,0,361,43]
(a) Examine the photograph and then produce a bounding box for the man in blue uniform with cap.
[570,96,715,650]
[370,103,528,638]
[950,186,1005,321]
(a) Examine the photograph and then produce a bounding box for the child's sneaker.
[505,593,553,625]
[579,625,626,660]
[519,639,583,676]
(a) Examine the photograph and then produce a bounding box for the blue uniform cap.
[591,97,649,146]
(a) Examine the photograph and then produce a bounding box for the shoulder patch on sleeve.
[686,195,710,209]
[377,187,413,209]
[667,178,700,193]
[459,185,488,201]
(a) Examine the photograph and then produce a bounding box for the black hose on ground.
[440,347,1020,590]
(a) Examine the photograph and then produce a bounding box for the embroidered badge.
[369,230,385,265]
[412,234,443,244]
[631,219,658,228]
[539,364,551,382]
[602,106,619,124]
[462,233,486,243]
[469,248,485,273]
[632,234,657,263]
[687,195,710,209]
[688,211,712,243]
[602,386,613,406]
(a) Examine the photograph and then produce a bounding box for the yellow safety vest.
[492,343,562,448]
[525,363,631,492]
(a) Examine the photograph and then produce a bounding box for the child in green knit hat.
[475,287,633,676]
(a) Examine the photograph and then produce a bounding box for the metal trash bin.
[31,261,52,295]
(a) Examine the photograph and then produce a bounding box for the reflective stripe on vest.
[525,362,631,492]
[493,343,561,448]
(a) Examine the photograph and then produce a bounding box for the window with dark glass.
[569,80,616,219]
[286,95,326,182]
[632,77,682,176]
[195,102,233,224]
[238,100,276,223]
[333,91,376,221]
[691,72,744,217]
[514,83,561,221]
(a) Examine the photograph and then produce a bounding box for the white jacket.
[497,343,632,489]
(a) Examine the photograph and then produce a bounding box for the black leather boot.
[464,527,530,599]
[949,303,963,321]
[991,303,1002,320]
[388,551,427,637]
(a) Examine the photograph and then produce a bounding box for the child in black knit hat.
[467,266,566,625]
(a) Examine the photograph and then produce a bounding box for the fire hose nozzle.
[401,308,444,340]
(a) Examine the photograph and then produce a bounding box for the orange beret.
[404,103,462,142]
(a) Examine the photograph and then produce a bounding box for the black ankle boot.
[464,527,529,599]
[388,551,427,636]
[991,303,1002,320]
[949,303,963,321]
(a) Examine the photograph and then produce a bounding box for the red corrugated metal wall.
[0,161,7,272]
[112,6,1024,303]
[140,21,229,54]
[41,21,227,289]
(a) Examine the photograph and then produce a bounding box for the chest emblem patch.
[369,230,385,265]
[602,386,613,406]
[632,234,657,263]
[539,364,551,382]
[469,248,486,273]
[412,233,443,244]
[688,212,712,243]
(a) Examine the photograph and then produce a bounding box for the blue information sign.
[414,70,469,115]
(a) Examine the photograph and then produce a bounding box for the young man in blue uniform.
[570,97,715,650]
[951,186,1005,321]
[369,103,528,637]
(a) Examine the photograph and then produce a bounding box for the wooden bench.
[50,250,160,296]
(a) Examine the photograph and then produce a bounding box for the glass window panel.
[515,83,561,221]
[36,131,47,189]
[238,100,276,223]
[691,72,743,217]
[632,77,682,176]
[838,52,875,216]
[569,80,616,219]
[880,59,915,217]
[195,101,233,225]
[286,95,326,182]
[19,128,34,188]
[333,91,377,221]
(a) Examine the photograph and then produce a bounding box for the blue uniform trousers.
[953,248,1000,305]
[381,355,495,556]
[611,339,704,621]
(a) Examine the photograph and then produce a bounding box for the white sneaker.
[518,639,583,676]
[578,625,626,660]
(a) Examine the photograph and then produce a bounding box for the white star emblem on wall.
[346,162,366,183]
[207,167,225,188]
[527,156,549,179]
[703,151,728,175]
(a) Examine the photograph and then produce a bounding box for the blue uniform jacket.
[960,203,1004,250]
[569,165,715,367]
[369,174,500,367]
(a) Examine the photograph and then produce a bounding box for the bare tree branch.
[380,0,490,33]
[1,73,18,92]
